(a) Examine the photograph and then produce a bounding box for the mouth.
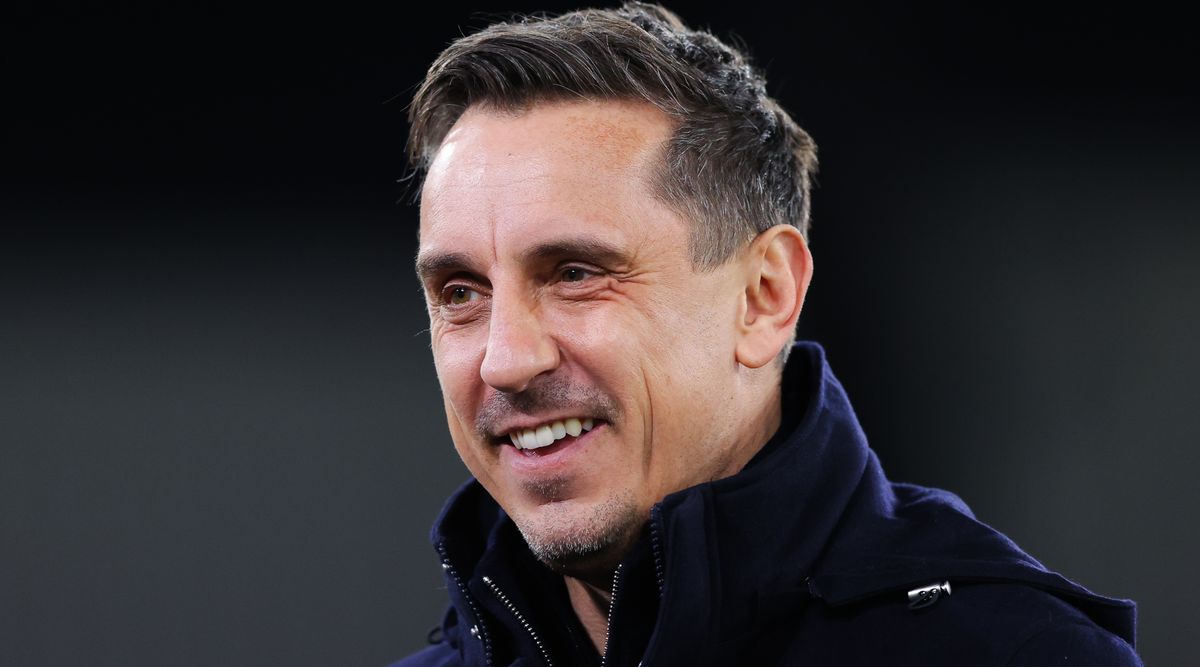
[505,417,597,452]
[495,417,609,478]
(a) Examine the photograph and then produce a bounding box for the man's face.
[418,100,752,573]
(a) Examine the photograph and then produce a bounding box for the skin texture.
[417,99,812,650]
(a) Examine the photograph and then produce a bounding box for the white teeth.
[520,429,537,449]
[509,417,598,449]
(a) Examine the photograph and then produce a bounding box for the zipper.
[482,575,555,667]
[599,563,624,667]
[649,509,665,597]
[436,543,494,667]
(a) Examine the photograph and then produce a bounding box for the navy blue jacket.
[395,343,1141,666]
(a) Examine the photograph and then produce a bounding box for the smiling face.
[418,100,777,576]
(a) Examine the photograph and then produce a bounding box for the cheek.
[440,372,502,491]
[431,327,492,476]
[644,295,741,476]
[431,326,488,401]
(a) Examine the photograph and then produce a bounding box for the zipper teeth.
[599,563,623,667]
[482,575,555,667]
[436,544,494,667]
[649,510,665,596]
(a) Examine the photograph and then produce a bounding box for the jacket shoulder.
[799,581,1139,666]
[949,582,1140,665]
[1006,617,1143,666]
[809,479,1139,644]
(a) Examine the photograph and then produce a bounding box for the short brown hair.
[407,2,817,268]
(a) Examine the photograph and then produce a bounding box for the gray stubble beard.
[513,486,643,576]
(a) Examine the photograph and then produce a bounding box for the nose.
[479,291,560,393]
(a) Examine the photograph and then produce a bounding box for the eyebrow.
[519,237,629,267]
[415,250,473,283]
[415,236,630,283]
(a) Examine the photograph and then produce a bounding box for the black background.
[3,1,1197,665]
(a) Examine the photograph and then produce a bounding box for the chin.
[512,491,643,578]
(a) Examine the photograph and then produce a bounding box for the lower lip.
[499,424,604,474]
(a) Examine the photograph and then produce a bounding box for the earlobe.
[735,225,813,369]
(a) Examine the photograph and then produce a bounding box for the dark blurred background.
[2,1,1196,665]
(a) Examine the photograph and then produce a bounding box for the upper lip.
[488,413,601,439]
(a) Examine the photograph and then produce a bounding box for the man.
[397,3,1141,665]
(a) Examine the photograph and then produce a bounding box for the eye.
[560,266,593,282]
[444,285,482,305]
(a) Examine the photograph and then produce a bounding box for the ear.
[735,224,813,369]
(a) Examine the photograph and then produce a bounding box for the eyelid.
[437,278,488,305]
[558,262,604,279]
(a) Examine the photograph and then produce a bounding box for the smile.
[508,418,596,450]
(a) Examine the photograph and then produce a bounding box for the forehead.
[425,99,671,191]
[418,100,678,264]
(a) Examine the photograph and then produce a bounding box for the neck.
[719,376,784,480]
[564,574,613,653]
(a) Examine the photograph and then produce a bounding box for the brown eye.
[561,266,590,282]
[446,286,480,305]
